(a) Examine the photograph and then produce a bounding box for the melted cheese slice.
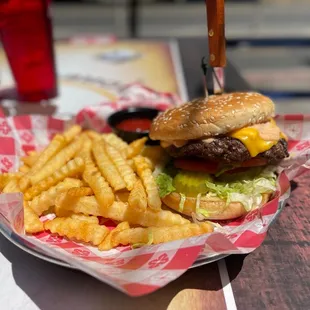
[229,120,286,157]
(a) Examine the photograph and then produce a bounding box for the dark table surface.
[226,172,310,310]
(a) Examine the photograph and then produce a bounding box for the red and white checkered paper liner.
[0,85,309,296]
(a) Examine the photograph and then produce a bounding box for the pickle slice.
[173,171,213,197]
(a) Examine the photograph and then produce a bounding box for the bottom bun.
[162,192,272,220]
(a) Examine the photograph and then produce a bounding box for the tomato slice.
[241,158,267,167]
[225,158,267,174]
[174,159,219,174]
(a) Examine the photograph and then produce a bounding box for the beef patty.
[166,137,289,164]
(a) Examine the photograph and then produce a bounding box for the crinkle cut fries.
[0,126,213,250]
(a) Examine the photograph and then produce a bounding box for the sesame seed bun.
[162,192,271,220]
[149,92,275,141]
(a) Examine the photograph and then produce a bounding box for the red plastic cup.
[0,0,57,102]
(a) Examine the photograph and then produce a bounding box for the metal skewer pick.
[201,56,209,99]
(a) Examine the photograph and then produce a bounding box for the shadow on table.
[225,254,247,281]
[0,233,245,310]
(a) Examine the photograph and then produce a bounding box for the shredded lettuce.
[195,193,202,213]
[196,208,210,218]
[196,207,220,218]
[205,170,277,211]
[156,173,176,198]
[179,193,186,212]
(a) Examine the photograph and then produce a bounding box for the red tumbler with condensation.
[0,0,57,102]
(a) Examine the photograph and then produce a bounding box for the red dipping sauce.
[116,118,152,132]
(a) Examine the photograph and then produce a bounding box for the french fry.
[144,156,156,172]
[111,223,213,248]
[19,165,30,174]
[84,130,101,141]
[92,142,126,191]
[30,178,83,216]
[83,170,115,210]
[24,157,85,201]
[83,137,93,151]
[127,159,134,170]
[44,217,109,246]
[0,174,10,191]
[67,187,93,197]
[54,193,94,217]
[126,137,148,159]
[102,133,128,153]
[2,178,21,193]
[79,142,96,171]
[105,144,136,191]
[98,221,130,251]
[21,154,39,168]
[41,206,55,216]
[144,157,154,172]
[54,193,73,217]
[28,150,38,156]
[80,143,115,209]
[29,134,66,174]
[21,149,41,167]
[0,173,20,191]
[1,126,210,250]
[128,180,147,212]
[133,155,152,171]
[63,125,82,143]
[133,156,161,211]
[70,214,99,224]
[24,202,44,234]
[18,165,30,192]
[115,191,130,203]
[80,180,89,187]
[79,139,95,171]
[54,196,189,227]
[18,176,31,192]
[141,145,168,168]
[30,136,84,185]
[101,201,189,227]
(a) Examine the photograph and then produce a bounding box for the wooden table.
[0,37,309,310]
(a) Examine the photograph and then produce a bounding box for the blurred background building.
[50,0,310,110]
[52,0,310,40]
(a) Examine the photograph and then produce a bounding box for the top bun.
[149,92,275,141]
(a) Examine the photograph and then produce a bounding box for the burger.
[149,92,289,220]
